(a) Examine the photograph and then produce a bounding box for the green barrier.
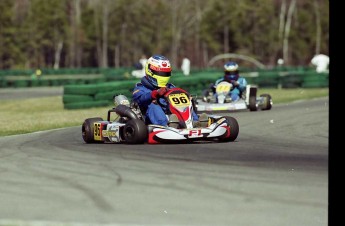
[14,80,29,87]
[62,75,226,109]
[63,81,138,109]
[64,100,110,109]
[64,68,324,109]
[30,80,40,87]
[0,78,5,87]
[172,77,208,96]
[253,71,280,88]
[0,71,106,88]
[94,89,133,102]
[0,67,329,108]
[94,91,116,101]
[63,81,135,95]
[63,94,95,103]
[280,73,304,88]
[0,67,328,89]
[38,80,51,86]
[63,84,99,95]
[302,72,328,88]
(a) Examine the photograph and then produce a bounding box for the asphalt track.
[0,89,328,226]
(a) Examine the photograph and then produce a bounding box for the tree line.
[0,0,329,70]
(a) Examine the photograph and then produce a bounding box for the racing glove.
[231,80,239,87]
[151,87,168,99]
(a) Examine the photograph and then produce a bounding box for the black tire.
[248,96,257,111]
[260,94,272,110]
[191,98,198,113]
[218,116,239,142]
[202,89,210,102]
[248,86,257,111]
[123,119,148,144]
[82,117,103,143]
[208,83,216,93]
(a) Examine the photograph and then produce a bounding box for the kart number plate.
[94,122,102,141]
[168,93,190,107]
[216,81,231,93]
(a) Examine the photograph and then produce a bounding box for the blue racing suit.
[132,77,199,126]
[214,76,247,101]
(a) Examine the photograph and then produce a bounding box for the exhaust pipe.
[114,105,139,120]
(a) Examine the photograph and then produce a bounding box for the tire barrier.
[63,81,137,109]
[1,67,328,89]
[1,74,107,88]
[62,70,328,109]
[0,67,133,88]
[301,72,329,88]
[62,75,219,109]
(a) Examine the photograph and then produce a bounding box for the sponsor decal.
[102,131,117,137]
[188,129,202,138]
[102,127,120,142]
[217,118,226,124]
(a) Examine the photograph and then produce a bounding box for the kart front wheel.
[82,117,104,143]
[123,119,148,144]
[260,94,272,110]
[218,116,239,142]
[202,89,210,102]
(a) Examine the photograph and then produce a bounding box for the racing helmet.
[224,61,239,81]
[145,55,172,88]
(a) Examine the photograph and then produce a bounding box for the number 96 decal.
[168,93,190,107]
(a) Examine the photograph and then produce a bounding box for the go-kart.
[82,87,239,144]
[195,81,272,112]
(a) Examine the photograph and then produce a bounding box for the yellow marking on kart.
[212,106,228,110]
[94,122,102,141]
[216,82,231,93]
[168,93,190,107]
[217,117,226,124]
[102,131,117,137]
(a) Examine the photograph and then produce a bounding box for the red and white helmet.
[145,55,172,88]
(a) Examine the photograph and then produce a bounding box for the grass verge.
[0,87,328,137]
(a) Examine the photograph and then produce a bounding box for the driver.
[132,54,203,127]
[214,61,247,102]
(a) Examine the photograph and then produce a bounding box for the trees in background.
[0,0,329,70]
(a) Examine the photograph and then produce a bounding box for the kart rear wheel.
[248,96,257,111]
[248,87,257,111]
[260,94,272,110]
[123,119,148,144]
[82,117,103,143]
[218,116,239,142]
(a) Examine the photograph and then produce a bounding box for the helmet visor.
[225,71,238,76]
[154,70,171,77]
[225,71,239,81]
[149,64,171,77]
